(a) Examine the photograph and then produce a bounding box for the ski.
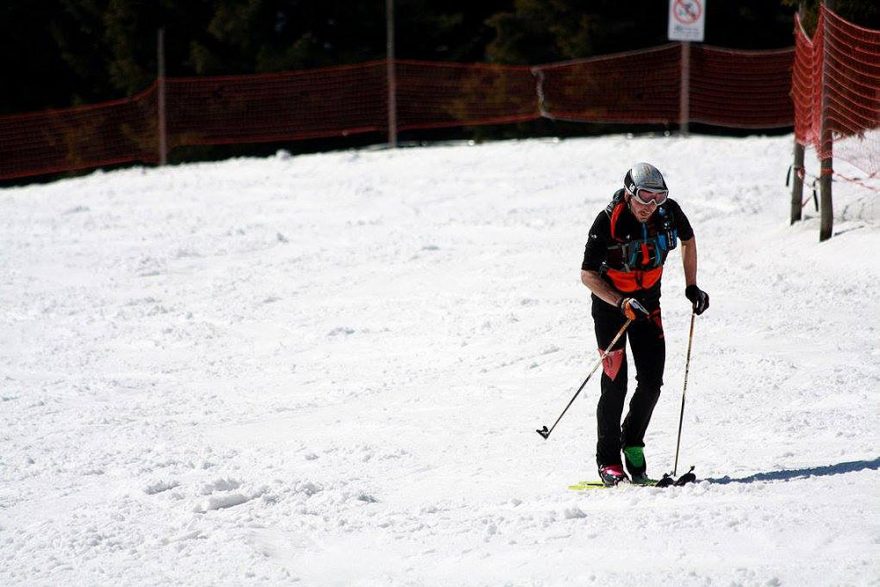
[568,478,660,491]
[568,480,613,491]
[569,467,696,491]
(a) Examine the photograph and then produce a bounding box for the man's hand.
[685,285,710,315]
[617,297,649,321]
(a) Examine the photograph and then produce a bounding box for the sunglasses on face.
[631,188,669,206]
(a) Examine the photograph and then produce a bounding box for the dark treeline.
[1,1,877,144]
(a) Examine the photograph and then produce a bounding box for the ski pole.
[536,319,632,440]
[672,311,697,476]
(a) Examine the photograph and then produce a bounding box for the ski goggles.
[631,188,668,206]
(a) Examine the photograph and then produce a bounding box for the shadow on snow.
[704,457,880,485]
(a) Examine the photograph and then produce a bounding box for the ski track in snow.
[0,135,878,585]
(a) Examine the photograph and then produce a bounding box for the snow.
[0,134,878,585]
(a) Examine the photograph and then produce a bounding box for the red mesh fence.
[2,44,802,181]
[166,61,387,146]
[793,6,880,176]
[690,46,793,128]
[395,60,537,130]
[534,45,681,124]
[792,17,817,149]
[0,86,158,180]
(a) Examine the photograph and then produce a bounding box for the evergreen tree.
[0,0,90,113]
[488,0,674,65]
[6,0,877,116]
[486,0,799,65]
[784,0,880,35]
[188,0,508,75]
[705,1,796,49]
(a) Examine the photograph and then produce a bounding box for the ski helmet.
[624,162,667,195]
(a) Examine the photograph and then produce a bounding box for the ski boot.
[623,446,653,485]
[598,464,628,486]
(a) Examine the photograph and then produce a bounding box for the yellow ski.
[568,478,660,491]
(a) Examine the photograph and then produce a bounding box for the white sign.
[668,0,706,42]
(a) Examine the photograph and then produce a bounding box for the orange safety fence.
[395,60,537,130]
[0,86,158,180]
[2,44,802,181]
[690,45,794,128]
[793,6,880,177]
[166,61,388,147]
[536,45,681,124]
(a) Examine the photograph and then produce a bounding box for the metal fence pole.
[386,0,397,148]
[157,27,168,166]
[680,41,690,137]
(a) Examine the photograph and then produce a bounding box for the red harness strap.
[605,201,664,291]
[609,201,626,241]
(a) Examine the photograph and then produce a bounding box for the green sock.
[623,446,645,468]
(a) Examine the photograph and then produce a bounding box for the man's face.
[628,194,659,223]
[627,187,668,223]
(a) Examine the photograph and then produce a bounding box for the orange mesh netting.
[395,60,538,130]
[690,45,794,128]
[166,61,387,147]
[534,45,681,124]
[792,16,817,149]
[0,86,158,180]
[2,44,804,181]
[793,6,880,176]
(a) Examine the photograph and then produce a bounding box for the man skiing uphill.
[581,163,709,486]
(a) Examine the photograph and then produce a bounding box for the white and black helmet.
[624,162,667,194]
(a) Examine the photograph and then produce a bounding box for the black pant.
[592,297,665,468]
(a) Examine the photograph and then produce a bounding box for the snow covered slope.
[1,135,878,585]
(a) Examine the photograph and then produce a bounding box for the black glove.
[617,297,649,321]
[685,285,710,315]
